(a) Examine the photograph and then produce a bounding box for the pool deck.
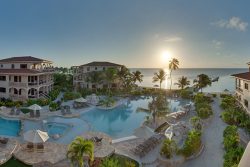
[0,139,19,165]
[13,142,67,165]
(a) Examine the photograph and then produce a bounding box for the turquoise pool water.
[44,122,70,136]
[0,117,20,137]
[80,97,190,139]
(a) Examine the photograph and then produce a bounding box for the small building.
[0,56,54,101]
[232,62,250,113]
[72,61,122,90]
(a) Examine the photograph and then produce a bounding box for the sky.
[0,0,249,68]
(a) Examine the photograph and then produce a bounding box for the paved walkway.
[181,97,227,167]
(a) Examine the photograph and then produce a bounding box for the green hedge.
[63,92,81,101]
[223,126,244,167]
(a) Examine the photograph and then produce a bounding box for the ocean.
[130,68,248,92]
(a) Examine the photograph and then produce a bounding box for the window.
[11,64,15,69]
[245,83,249,90]
[0,64,3,68]
[14,76,21,82]
[95,67,97,70]
[238,79,241,87]
[20,64,27,69]
[14,89,18,95]
[244,99,249,108]
[0,87,6,93]
[87,67,90,71]
[103,67,106,71]
[0,76,6,81]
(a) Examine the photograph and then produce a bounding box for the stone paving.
[0,139,19,165]
[180,97,227,167]
[13,142,67,165]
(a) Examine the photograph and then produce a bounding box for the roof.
[80,61,122,67]
[231,72,250,80]
[0,69,41,74]
[0,56,52,63]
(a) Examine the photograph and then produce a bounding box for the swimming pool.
[0,117,21,137]
[80,97,190,139]
[44,122,71,136]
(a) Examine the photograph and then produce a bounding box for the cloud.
[212,17,248,32]
[212,40,223,49]
[164,36,183,42]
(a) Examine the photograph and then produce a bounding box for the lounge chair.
[36,143,44,152]
[27,142,34,152]
[35,110,40,117]
[10,107,15,115]
[30,111,35,118]
[66,106,72,114]
[0,137,8,144]
[15,109,21,115]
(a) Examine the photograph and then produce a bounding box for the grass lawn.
[0,157,31,167]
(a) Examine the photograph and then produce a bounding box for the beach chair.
[10,107,15,115]
[36,143,44,153]
[30,111,35,118]
[0,137,8,145]
[15,109,21,115]
[26,142,34,152]
[35,110,40,117]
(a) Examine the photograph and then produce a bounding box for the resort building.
[0,56,54,101]
[73,61,122,90]
[232,62,250,113]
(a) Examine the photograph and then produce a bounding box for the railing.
[9,82,27,87]
[236,87,243,93]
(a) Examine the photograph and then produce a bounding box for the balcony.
[9,82,27,88]
[236,87,243,93]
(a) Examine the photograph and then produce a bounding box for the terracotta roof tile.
[80,61,122,67]
[232,72,250,80]
[0,56,51,63]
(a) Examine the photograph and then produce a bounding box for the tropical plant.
[161,139,177,159]
[175,76,190,90]
[193,74,211,92]
[131,70,143,83]
[100,157,119,167]
[86,71,103,93]
[169,58,179,90]
[148,94,169,126]
[152,69,167,89]
[180,130,202,157]
[104,68,118,95]
[190,116,202,131]
[67,137,94,167]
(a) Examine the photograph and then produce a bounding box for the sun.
[162,50,172,62]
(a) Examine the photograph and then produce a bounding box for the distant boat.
[212,77,219,82]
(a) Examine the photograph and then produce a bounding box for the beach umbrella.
[23,130,49,143]
[133,125,155,139]
[28,104,42,111]
[74,97,87,103]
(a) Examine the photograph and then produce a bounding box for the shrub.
[20,108,31,114]
[180,90,192,99]
[197,107,213,119]
[161,139,177,159]
[49,89,60,101]
[100,158,119,167]
[63,92,81,101]
[49,102,60,111]
[220,96,236,110]
[223,147,244,167]
[26,98,51,106]
[190,116,202,131]
[211,93,217,97]
[180,130,202,157]
[194,93,213,119]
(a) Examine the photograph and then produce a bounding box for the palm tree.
[175,76,190,90]
[86,71,103,93]
[67,136,94,167]
[153,69,167,89]
[105,68,118,95]
[169,58,179,90]
[193,74,212,92]
[131,70,143,83]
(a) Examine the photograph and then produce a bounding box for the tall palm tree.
[67,136,94,167]
[193,74,212,92]
[153,69,167,89]
[132,70,143,83]
[105,68,118,95]
[169,58,179,90]
[175,76,190,90]
[117,66,131,89]
[86,71,103,93]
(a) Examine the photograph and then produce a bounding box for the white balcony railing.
[9,82,27,87]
